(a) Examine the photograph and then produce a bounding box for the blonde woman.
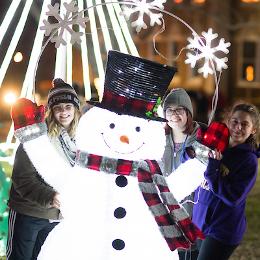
[7,79,81,260]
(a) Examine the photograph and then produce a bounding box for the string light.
[21,0,51,99]
[4,92,17,105]
[104,0,128,53]
[86,0,105,100]
[111,2,139,56]
[95,0,113,52]
[0,0,34,87]
[78,0,91,100]
[13,52,23,63]
[0,0,21,46]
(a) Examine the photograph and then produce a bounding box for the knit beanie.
[163,88,193,116]
[47,78,80,110]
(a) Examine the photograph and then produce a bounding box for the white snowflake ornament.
[121,0,166,33]
[40,1,89,48]
[185,28,231,78]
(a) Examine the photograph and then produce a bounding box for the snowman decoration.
[11,50,204,260]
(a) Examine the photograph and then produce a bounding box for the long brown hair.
[226,102,260,149]
[45,107,81,138]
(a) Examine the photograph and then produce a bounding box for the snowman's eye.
[109,123,115,129]
[135,126,141,132]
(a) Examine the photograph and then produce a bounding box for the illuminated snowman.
[12,51,204,260]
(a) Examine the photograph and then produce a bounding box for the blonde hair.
[45,107,81,138]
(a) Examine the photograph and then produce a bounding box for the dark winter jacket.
[8,144,60,220]
[193,143,259,245]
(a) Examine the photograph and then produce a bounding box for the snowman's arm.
[23,135,71,192]
[11,143,57,207]
[11,98,71,192]
[166,158,206,202]
[168,121,230,202]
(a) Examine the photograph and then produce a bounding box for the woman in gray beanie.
[161,88,204,260]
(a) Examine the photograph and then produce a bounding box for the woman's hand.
[208,149,222,160]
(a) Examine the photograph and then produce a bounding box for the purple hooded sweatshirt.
[193,143,259,245]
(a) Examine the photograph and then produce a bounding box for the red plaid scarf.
[76,150,205,251]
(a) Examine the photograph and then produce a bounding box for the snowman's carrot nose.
[120,135,129,144]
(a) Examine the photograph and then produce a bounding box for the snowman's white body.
[23,107,181,260]
[38,168,179,260]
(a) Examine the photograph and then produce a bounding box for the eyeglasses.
[165,107,186,116]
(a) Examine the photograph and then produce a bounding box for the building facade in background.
[134,0,260,112]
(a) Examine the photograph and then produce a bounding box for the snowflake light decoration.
[185,28,231,78]
[40,1,89,48]
[121,0,166,33]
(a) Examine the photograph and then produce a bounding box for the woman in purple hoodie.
[193,103,260,260]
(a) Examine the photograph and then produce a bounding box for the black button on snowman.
[115,175,128,187]
[112,239,125,250]
[113,176,128,250]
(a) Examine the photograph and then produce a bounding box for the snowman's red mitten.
[193,122,229,164]
[11,98,47,143]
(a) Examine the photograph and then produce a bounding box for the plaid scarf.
[76,150,204,251]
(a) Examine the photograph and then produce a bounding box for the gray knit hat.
[47,78,80,110]
[163,88,193,116]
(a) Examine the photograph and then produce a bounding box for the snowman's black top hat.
[89,50,177,121]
